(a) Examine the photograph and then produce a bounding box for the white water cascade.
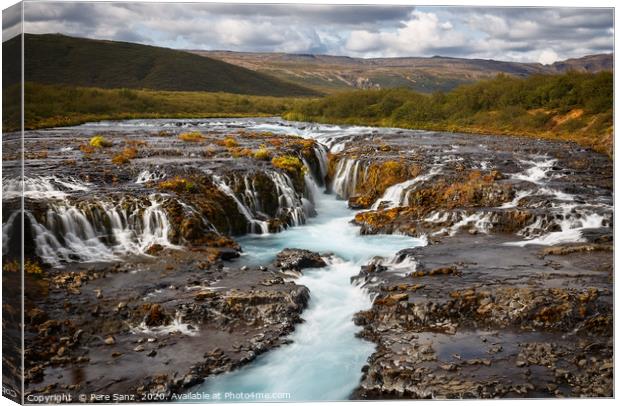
[194,169,424,401]
[371,166,441,210]
[331,158,364,199]
[25,194,178,267]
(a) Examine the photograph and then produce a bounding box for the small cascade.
[507,203,611,246]
[513,158,557,184]
[212,174,270,234]
[267,170,309,227]
[25,194,178,267]
[135,170,167,184]
[371,167,441,210]
[130,311,199,337]
[3,175,91,200]
[331,158,364,199]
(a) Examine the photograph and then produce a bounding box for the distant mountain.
[2,34,319,97]
[191,50,613,94]
[549,54,613,73]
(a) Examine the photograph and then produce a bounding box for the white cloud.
[15,3,613,62]
[345,11,466,57]
[538,49,559,65]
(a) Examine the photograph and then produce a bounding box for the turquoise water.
[190,188,423,401]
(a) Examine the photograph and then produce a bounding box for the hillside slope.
[194,50,613,94]
[2,34,319,97]
[284,71,613,156]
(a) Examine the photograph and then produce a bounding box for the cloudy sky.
[3,1,614,64]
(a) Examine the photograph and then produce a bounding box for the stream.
[192,127,425,401]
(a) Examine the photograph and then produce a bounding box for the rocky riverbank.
[2,119,330,401]
[323,129,613,398]
[2,118,613,401]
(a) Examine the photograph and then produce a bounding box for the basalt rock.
[275,248,327,271]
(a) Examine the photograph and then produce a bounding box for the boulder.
[275,248,326,271]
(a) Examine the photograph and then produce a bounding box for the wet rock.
[275,248,326,271]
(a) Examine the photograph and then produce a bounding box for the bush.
[222,136,238,148]
[112,147,138,165]
[178,132,204,142]
[89,135,112,148]
[253,146,272,161]
[271,155,304,173]
[157,177,198,193]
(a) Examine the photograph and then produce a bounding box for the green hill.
[2,34,319,97]
[284,71,613,156]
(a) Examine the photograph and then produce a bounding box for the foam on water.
[194,180,423,401]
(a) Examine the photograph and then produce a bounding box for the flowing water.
[6,117,611,400]
[194,173,424,401]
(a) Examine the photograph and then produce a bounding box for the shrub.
[222,136,238,148]
[179,132,205,142]
[157,177,198,193]
[253,146,272,161]
[271,155,304,173]
[230,147,253,158]
[79,144,96,154]
[89,135,112,148]
[112,147,138,165]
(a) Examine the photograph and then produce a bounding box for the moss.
[111,146,138,165]
[271,155,304,173]
[230,147,253,158]
[178,131,205,142]
[89,135,112,148]
[79,143,96,154]
[253,146,272,161]
[3,260,44,276]
[157,176,198,193]
[221,136,238,148]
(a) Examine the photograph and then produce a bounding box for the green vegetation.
[253,146,272,161]
[2,82,309,131]
[157,177,198,193]
[89,135,112,148]
[4,34,318,96]
[285,71,613,156]
[271,155,305,173]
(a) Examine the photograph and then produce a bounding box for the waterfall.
[136,170,167,184]
[3,175,91,200]
[267,170,309,227]
[331,158,364,199]
[371,167,441,210]
[2,211,20,256]
[24,194,178,267]
[212,175,270,234]
[314,144,329,184]
[506,203,611,246]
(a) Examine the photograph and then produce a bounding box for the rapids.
[194,175,424,401]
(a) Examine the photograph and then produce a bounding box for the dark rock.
[275,248,326,271]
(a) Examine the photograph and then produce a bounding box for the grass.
[3,82,312,131]
[89,135,112,148]
[178,132,205,142]
[4,33,319,97]
[157,177,198,193]
[111,147,138,165]
[285,71,613,156]
[253,146,272,161]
